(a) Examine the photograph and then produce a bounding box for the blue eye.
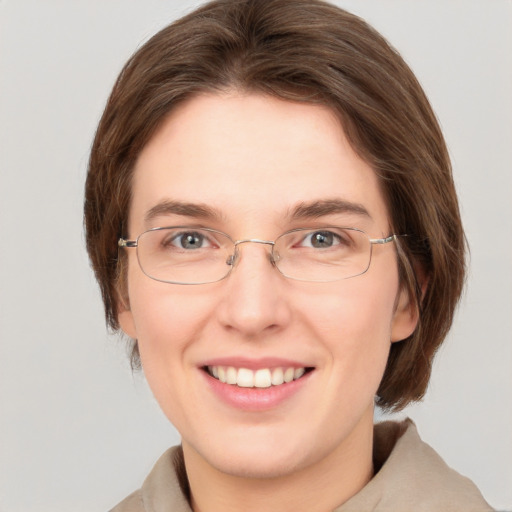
[174,232,207,249]
[303,231,341,248]
[159,231,211,250]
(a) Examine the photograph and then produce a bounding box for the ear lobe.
[390,287,420,343]
[391,258,429,343]
[118,304,137,339]
[115,280,137,338]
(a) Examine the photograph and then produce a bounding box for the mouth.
[204,365,313,389]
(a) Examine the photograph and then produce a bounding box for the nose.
[216,241,291,338]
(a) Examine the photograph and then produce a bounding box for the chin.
[187,429,325,480]
[207,448,308,479]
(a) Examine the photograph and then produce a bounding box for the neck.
[183,408,375,512]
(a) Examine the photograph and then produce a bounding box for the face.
[119,93,417,479]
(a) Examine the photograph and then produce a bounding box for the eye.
[301,230,342,249]
[166,231,212,250]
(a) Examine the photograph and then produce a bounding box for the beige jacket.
[110,419,493,512]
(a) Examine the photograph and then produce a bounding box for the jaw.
[181,404,376,512]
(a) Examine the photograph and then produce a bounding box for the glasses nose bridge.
[234,238,275,248]
[228,238,276,267]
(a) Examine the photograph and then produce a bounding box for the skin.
[119,93,418,512]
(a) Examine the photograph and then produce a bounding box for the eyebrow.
[144,198,371,225]
[144,200,223,224]
[289,199,371,221]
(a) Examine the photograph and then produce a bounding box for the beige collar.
[137,419,492,512]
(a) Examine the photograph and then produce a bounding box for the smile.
[206,366,310,388]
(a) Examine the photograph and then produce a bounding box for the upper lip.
[199,356,313,370]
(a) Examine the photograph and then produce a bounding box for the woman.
[84,0,493,510]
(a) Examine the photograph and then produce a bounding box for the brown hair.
[84,0,465,410]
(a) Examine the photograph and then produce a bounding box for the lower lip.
[202,370,313,411]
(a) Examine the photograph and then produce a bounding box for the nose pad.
[226,252,238,267]
[226,245,277,270]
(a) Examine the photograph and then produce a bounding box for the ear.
[117,292,138,339]
[390,286,419,343]
[118,308,137,339]
[390,262,429,342]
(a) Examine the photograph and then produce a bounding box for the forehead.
[129,93,389,235]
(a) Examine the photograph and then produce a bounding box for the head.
[85,0,465,416]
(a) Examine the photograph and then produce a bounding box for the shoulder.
[109,490,144,512]
[338,419,494,512]
[108,446,191,512]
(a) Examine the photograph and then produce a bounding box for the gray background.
[0,0,511,510]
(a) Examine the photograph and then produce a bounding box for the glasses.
[118,226,397,285]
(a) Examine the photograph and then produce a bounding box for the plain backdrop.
[0,0,511,510]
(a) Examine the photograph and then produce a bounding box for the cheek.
[303,274,396,335]
[130,285,208,353]
[125,271,212,384]
[127,283,216,422]
[300,275,398,377]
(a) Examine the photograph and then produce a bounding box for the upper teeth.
[208,366,306,388]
